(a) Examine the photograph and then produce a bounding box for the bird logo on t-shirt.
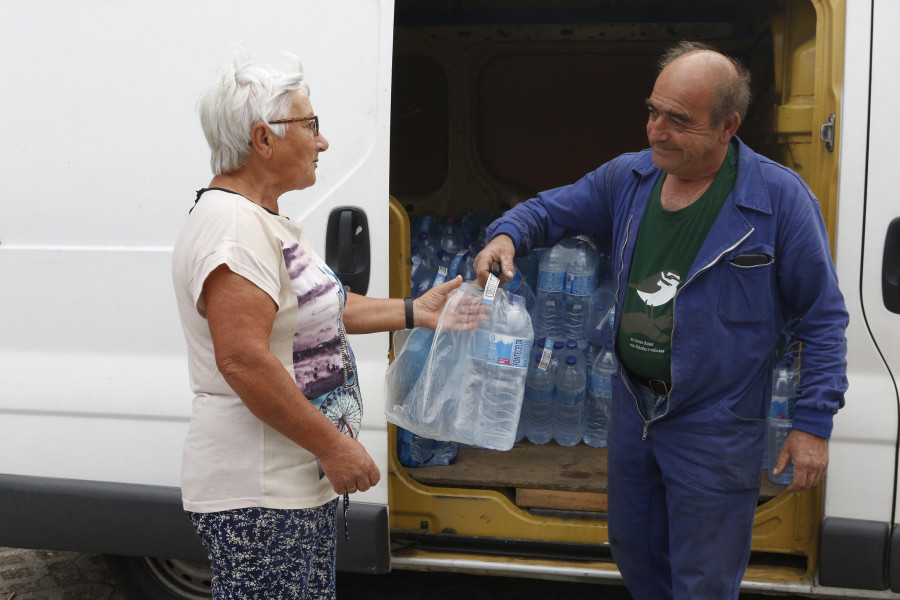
[635,271,681,307]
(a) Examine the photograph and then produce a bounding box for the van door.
[817,0,900,592]
[864,0,900,534]
[0,0,395,593]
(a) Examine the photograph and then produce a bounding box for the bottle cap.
[566,355,577,365]
[566,339,577,349]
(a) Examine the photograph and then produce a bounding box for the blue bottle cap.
[566,339,578,349]
[566,355,578,365]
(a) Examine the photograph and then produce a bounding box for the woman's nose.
[317,133,329,152]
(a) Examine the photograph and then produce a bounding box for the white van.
[1,0,898,598]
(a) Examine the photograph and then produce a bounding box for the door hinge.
[819,113,835,152]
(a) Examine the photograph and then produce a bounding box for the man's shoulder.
[736,139,812,193]
[610,148,655,172]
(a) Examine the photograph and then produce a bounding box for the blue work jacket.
[487,137,848,439]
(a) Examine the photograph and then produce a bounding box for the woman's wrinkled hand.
[318,435,381,495]
[413,276,489,331]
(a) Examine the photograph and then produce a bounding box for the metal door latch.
[820,113,835,152]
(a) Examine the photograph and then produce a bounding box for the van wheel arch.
[105,555,212,600]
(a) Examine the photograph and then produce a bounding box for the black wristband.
[404,296,415,329]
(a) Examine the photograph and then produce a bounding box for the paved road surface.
[0,547,808,600]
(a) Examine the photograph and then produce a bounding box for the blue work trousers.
[607,382,765,600]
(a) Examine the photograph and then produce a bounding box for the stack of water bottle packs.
[397,212,806,479]
[389,212,619,466]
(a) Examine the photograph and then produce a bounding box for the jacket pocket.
[718,245,775,324]
[684,401,766,493]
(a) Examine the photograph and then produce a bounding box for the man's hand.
[773,429,829,493]
[473,234,516,288]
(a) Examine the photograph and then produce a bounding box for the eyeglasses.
[269,115,319,136]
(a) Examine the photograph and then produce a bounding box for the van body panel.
[826,0,900,531]
[0,0,394,536]
[864,0,900,529]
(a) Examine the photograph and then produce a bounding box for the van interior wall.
[389,0,787,219]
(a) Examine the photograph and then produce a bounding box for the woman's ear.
[249,123,273,158]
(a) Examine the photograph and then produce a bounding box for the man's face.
[645,55,729,179]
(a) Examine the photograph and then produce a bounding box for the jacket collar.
[632,135,772,214]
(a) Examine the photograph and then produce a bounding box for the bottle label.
[537,270,566,292]
[482,272,500,305]
[432,265,448,287]
[538,338,554,371]
[487,334,531,368]
[566,273,597,296]
[589,373,612,396]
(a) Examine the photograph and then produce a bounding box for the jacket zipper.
[627,221,756,441]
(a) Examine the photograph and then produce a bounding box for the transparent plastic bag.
[385,282,533,450]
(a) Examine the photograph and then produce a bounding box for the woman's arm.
[203,264,380,494]
[342,275,466,334]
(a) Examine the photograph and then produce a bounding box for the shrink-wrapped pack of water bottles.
[386,282,533,452]
[393,212,618,466]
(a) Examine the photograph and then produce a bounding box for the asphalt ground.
[0,546,809,600]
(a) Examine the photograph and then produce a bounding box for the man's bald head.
[657,41,751,127]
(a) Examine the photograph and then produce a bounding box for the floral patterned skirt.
[187,500,338,600]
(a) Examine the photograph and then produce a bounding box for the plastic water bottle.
[478,294,534,449]
[766,418,794,485]
[515,253,540,291]
[566,241,599,297]
[522,354,555,445]
[563,296,591,348]
[564,241,599,345]
[414,231,437,266]
[549,339,566,374]
[439,219,464,254]
[553,355,585,446]
[767,356,798,484]
[564,339,585,373]
[533,292,565,342]
[584,343,616,447]
[409,252,435,298]
[502,270,537,315]
[394,328,460,466]
[534,242,570,341]
[456,251,477,282]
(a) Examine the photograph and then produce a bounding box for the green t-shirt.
[617,141,737,386]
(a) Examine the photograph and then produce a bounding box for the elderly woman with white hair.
[172,56,462,599]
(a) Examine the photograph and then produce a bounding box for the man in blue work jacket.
[473,41,848,600]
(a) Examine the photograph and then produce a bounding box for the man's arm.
[771,173,849,492]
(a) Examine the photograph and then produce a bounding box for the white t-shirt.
[172,188,360,512]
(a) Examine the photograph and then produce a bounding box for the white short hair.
[198,54,310,175]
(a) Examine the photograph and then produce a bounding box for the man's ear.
[720,112,741,142]
[249,123,273,157]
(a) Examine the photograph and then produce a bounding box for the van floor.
[406,441,786,510]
